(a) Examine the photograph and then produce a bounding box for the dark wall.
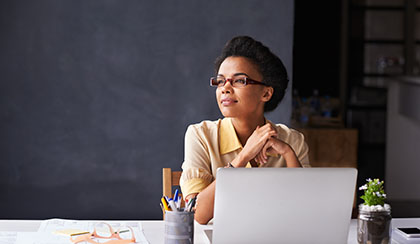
[0,0,294,219]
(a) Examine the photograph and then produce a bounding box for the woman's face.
[216,56,271,119]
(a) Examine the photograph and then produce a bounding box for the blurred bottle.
[300,97,310,127]
[308,89,321,116]
[291,89,302,127]
[321,95,332,118]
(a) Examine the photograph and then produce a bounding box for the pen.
[70,231,90,236]
[176,195,181,209]
[165,196,172,205]
[161,197,171,211]
[168,199,178,212]
[183,198,189,211]
[160,202,165,215]
[115,229,130,234]
[174,189,179,203]
[186,200,192,212]
[189,196,197,212]
[186,196,197,212]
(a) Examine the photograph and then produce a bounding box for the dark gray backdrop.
[0,0,293,219]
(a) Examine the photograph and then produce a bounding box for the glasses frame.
[70,222,136,244]
[210,76,269,88]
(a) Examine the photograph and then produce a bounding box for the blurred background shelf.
[294,0,420,216]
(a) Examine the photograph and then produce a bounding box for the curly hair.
[214,36,289,112]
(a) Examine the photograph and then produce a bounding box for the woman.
[180,36,310,224]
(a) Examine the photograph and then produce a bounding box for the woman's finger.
[257,152,265,164]
[261,141,271,161]
[268,130,278,138]
[260,150,267,163]
[255,154,260,164]
[260,131,277,144]
[261,124,275,134]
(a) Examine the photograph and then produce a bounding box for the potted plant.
[357,178,392,244]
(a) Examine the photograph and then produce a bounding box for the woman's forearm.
[192,180,216,225]
[283,147,301,167]
[230,150,251,168]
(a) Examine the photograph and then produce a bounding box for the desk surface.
[1,218,420,243]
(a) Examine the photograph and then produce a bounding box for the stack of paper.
[0,218,149,244]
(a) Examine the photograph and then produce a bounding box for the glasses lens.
[210,77,225,87]
[94,222,113,238]
[117,227,134,240]
[232,77,247,87]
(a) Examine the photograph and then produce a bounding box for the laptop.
[211,167,357,244]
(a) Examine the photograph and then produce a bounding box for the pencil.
[69,231,90,236]
[161,196,171,211]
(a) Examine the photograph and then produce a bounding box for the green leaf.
[359,178,386,206]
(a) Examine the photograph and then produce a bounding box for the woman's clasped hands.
[240,123,294,166]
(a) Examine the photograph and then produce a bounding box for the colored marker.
[161,197,171,211]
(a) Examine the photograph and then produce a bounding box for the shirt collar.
[219,118,242,155]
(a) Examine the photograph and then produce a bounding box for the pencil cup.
[164,210,194,244]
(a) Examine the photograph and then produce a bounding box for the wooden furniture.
[163,168,182,197]
[162,168,184,218]
[298,128,358,216]
[298,128,358,169]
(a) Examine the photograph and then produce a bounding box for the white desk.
[1,218,420,243]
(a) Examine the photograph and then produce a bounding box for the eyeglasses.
[210,76,269,88]
[70,222,136,244]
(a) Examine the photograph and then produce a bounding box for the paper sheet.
[10,218,149,244]
[15,232,42,244]
[0,232,17,244]
[0,232,42,244]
